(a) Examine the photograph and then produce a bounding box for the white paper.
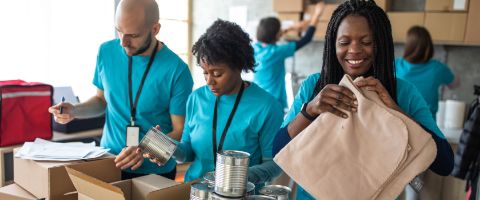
[15,138,110,161]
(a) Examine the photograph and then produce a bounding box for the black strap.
[212,81,246,166]
[128,41,159,125]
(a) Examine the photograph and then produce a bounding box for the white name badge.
[126,126,140,146]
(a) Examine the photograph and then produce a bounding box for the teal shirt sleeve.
[277,42,296,59]
[169,63,193,116]
[437,61,455,85]
[174,93,196,162]
[396,79,446,139]
[92,45,104,90]
[282,73,320,128]
[248,99,284,183]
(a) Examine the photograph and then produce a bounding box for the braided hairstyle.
[192,19,255,73]
[312,0,396,102]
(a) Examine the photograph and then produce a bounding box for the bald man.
[48,0,193,180]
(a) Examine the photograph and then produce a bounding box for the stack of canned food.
[189,150,292,200]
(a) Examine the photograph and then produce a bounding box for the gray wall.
[192,0,480,103]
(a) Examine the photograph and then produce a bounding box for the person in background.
[272,1,454,199]
[396,25,460,200]
[396,25,460,119]
[253,2,325,111]
[145,19,283,185]
[48,0,193,180]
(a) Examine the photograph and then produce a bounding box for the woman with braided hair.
[272,0,454,199]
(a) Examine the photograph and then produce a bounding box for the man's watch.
[301,103,317,121]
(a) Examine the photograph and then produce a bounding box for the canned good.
[215,150,250,197]
[203,171,216,188]
[259,185,291,200]
[245,195,276,200]
[190,183,211,200]
[210,192,244,200]
[246,182,255,196]
[138,127,177,166]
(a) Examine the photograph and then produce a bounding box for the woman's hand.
[306,84,358,119]
[355,76,401,112]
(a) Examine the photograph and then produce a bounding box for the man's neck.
[139,39,162,56]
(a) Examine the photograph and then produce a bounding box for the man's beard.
[132,33,153,56]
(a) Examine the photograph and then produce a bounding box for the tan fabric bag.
[274,75,436,200]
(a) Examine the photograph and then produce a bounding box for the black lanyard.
[212,81,246,166]
[128,41,159,126]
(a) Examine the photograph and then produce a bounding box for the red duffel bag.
[0,80,53,146]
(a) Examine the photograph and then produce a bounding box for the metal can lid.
[247,182,255,192]
[259,185,291,196]
[245,195,276,200]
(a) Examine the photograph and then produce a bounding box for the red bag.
[0,80,53,146]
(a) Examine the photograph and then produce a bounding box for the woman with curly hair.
[145,19,283,184]
[272,0,454,199]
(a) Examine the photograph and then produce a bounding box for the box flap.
[66,167,125,200]
[111,180,132,200]
[131,174,180,199]
[146,181,192,200]
[0,184,38,200]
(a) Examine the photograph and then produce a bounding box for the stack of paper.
[15,138,110,161]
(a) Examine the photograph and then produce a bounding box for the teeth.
[347,59,363,64]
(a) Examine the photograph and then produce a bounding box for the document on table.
[15,138,110,161]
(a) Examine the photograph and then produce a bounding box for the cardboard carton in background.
[424,12,467,42]
[14,151,120,200]
[465,0,480,44]
[273,0,304,12]
[388,12,425,42]
[66,167,192,200]
[278,12,302,40]
[425,0,469,11]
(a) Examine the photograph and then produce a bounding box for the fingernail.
[353,101,358,105]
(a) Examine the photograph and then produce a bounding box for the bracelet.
[301,103,317,121]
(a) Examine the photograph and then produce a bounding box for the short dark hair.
[403,26,434,64]
[256,17,281,44]
[192,19,255,73]
[312,0,397,102]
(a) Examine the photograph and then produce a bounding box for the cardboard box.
[14,151,120,200]
[425,0,469,11]
[273,0,304,12]
[314,21,328,41]
[376,0,391,11]
[425,12,467,42]
[66,167,192,200]
[278,12,302,40]
[304,4,339,22]
[388,12,425,42]
[0,183,37,200]
[465,0,480,44]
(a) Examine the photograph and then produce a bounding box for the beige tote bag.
[274,75,436,200]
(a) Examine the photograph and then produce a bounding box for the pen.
[60,96,65,114]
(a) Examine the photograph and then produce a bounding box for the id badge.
[126,125,140,146]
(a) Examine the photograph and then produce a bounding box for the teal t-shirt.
[253,42,296,110]
[178,83,283,182]
[281,73,446,200]
[93,39,193,175]
[395,58,455,118]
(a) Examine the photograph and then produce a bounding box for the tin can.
[138,126,177,166]
[245,195,276,200]
[246,182,255,196]
[215,150,250,197]
[210,192,244,200]
[259,185,291,200]
[190,183,212,200]
[203,171,216,189]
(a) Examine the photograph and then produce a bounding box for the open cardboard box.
[0,183,38,200]
[66,167,192,200]
[14,148,121,200]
